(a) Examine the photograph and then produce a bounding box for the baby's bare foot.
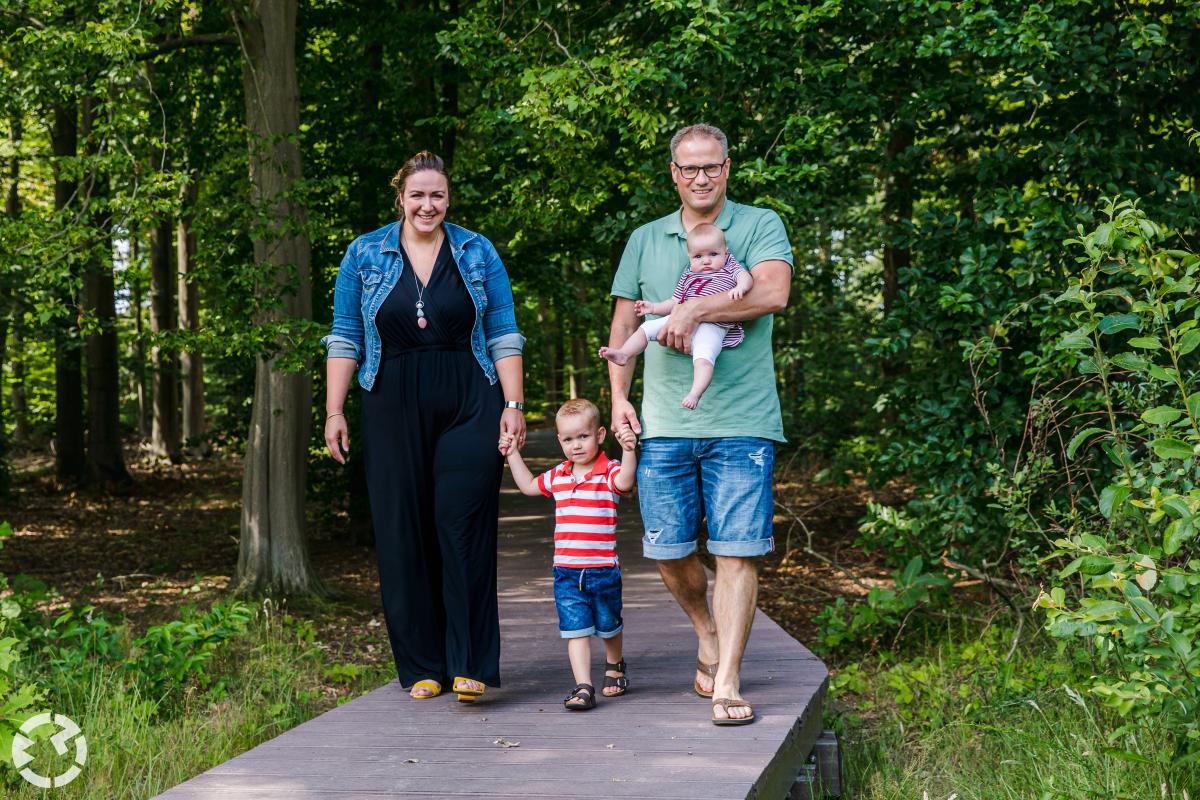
[599,347,630,366]
[682,393,700,409]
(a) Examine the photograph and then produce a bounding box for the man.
[608,123,792,725]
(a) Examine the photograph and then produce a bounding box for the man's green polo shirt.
[611,198,793,443]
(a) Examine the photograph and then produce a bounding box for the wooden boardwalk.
[156,429,829,799]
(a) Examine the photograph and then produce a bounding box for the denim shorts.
[637,437,775,560]
[553,565,623,639]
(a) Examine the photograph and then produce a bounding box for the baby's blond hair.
[687,222,727,254]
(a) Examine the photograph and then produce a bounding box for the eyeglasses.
[673,162,726,180]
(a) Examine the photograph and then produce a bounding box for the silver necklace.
[403,229,443,330]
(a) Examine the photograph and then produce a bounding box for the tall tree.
[50,101,86,484]
[80,96,131,484]
[233,0,321,595]
[177,175,205,452]
[149,216,180,461]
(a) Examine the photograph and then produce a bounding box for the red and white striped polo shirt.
[537,452,624,569]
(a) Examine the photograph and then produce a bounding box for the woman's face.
[401,170,449,234]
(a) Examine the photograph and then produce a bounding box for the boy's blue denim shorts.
[637,437,775,560]
[553,565,623,639]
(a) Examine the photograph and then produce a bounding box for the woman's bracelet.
[326,412,345,420]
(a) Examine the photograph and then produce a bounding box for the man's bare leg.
[710,555,758,721]
[656,554,720,694]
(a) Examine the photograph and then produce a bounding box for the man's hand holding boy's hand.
[615,427,638,452]
[498,432,517,456]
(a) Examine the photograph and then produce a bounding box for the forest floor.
[0,426,906,677]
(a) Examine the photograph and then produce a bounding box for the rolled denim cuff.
[486,331,526,362]
[321,334,362,362]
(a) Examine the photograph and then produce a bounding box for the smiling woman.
[320,151,527,704]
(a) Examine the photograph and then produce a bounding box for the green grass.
[833,625,1197,799]
[2,603,394,799]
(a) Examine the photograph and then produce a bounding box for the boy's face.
[687,231,728,274]
[556,415,605,465]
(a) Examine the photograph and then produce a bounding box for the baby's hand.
[728,287,745,301]
[498,433,516,456]
[634,300,652,317]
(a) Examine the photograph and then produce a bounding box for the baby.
[599,223,753,409]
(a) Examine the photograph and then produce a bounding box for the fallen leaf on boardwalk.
[606,744,614,749]
[493,738,520,748]
[404,758,419,763]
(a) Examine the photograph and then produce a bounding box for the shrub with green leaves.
[0,523,45,766]
[1033,200,1200,771]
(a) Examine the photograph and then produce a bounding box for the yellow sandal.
[410,679,442,699]
[452,676,485,703]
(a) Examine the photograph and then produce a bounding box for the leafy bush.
[816,556,950,650]
[0,523,45,766]
[1031,200,1200,772]
[125,601,255,701]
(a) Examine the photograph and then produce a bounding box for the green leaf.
[1151,438,1194,460]
[1067,427,1106,459]
[1078,555,1116,575]
[1165,519,1195,555]
[1141,406,1182,426]
[1099,485,1131,519]
[1098,313,1139,335]
[1129,336,1162,350]
[1177,329,1200,355]
[1109,352,1148,372]
[1056,329,1091,350]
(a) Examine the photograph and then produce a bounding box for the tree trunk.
[537,294,558,405]
[150,218,181,461]
[881,122,914,319]
[234,0,322,596]
[81,97,131,485]
[0,119,17,490]
[9,123,28,446]
[177,176,206,453]
[129,234,149,440]
[50,103,86,484]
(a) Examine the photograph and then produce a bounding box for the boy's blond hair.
[556,398,602,429]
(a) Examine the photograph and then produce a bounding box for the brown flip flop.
[711,697,755,726]
[693,659,718,698]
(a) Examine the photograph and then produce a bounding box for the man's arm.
[658,260,790,354]
[608,297,642,435]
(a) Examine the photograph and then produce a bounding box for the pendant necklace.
[404,228,443,331]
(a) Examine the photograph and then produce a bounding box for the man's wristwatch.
[504,400,524,411]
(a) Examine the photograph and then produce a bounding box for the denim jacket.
[320,221,525,391]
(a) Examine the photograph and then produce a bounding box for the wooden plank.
[153,429,828,799]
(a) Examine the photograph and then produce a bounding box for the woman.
[321,151,526,702]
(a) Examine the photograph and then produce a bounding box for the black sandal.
[564,683,596,711]
[603,660,629,697]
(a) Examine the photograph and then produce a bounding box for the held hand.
[615,426,638,452]
[500,408,526,454]
[324,415,350,464]
[658,300,698,354]
[498,432,516,456]
[611,398,642,438]
[633,299,652,318]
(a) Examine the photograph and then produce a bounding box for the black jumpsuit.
[361,238,504,689]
